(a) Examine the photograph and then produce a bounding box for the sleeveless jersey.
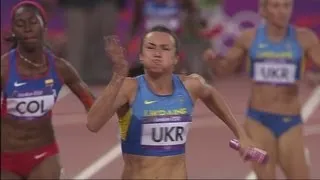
[248,24,304,85]
[119,75,194,156]
[1,49,63,120]
[144,0,181,31]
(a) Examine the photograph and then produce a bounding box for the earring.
[12,33,16,37]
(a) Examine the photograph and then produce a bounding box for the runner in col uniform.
[1,1,95,179]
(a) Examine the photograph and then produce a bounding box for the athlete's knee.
[252,162,276,179]
[279,154,310,179]
[287,168,309,179]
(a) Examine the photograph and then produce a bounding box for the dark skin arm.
[55,57,95,112]
[1,53,9,93]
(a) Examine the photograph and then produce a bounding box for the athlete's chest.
[5,77,58,119]
[249,40,303,85]
[133,93,193,147]
[135,92,192,117]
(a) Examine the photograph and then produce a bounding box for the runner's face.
[12,6,45,51]
[264,0,293,28]
[140,32,177,74]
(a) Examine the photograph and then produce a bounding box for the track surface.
[52,76,320,179]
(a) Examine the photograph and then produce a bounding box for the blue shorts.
[247,108,302,138]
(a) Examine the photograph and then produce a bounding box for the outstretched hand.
[203,48,217,62]
[104,35,129,76]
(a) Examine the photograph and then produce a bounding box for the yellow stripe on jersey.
[45,79,54,85]
[119,109,132,141]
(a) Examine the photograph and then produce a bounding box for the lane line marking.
[301,86,320,121]
[57,86,71,101]
[73,144,122,179]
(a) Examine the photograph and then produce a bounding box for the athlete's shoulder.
[1,52,12,88]
[295,27,319,48]
[180,73,210,89]
[51,54,68,69]
[295,27,317,35]
[185,73,206,83]
[179,74,213,101]
[52,55,74,74]
[124,76,138,87]
[241,28,256,37]
[50,55,82,84]
[51,55,83,78]
[1,52,10,63]
[119,76,138,104]
[236,28,257,49]
[295,27,318,39]
[1,52,11,76]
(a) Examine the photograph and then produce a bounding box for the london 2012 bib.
[7,92,55,119]
[253,61,297,84]
[141,115,191,149]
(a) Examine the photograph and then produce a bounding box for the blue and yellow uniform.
[119,75,194,156]
[247,24,304,138]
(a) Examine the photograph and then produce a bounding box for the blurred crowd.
[1,0,319,84]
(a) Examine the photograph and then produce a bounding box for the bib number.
[141,121,190,147]
[16,100,46,114]
[7,95,55,118]
[254,62,296,84]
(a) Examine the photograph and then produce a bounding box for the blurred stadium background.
[2,0,319,84]
[1,1,320,179]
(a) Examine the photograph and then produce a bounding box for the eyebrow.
[146,42,170,47]
[15,13,38,21]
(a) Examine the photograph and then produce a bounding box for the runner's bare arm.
[1,54,9,92]
[308,42,320,85]
[204,29,253,76]
[1,56,4,92]
[303,29,320,68]
[56,58,95,112]
[87,75,135,132]
[297,28,320,85]
[188,74,246,138]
